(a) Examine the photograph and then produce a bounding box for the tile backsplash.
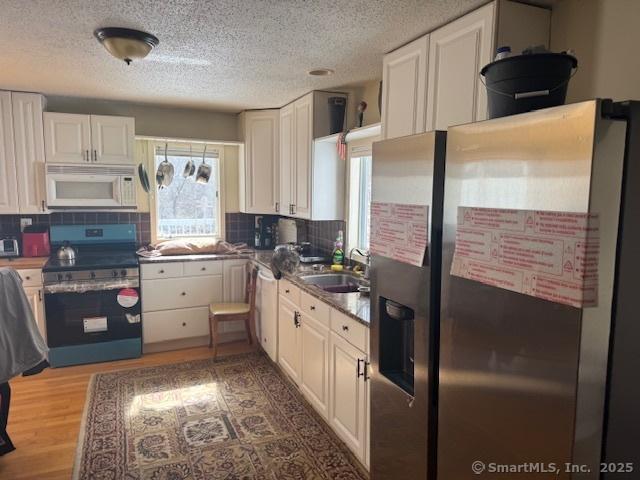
[0,213,151,246]
[0,211,346,257]
[225,212,345,257]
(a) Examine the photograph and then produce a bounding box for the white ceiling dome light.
[94,27,159,65]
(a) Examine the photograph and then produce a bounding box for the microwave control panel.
[121,177,137,206]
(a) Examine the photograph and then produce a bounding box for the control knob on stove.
[90,272,96,279]
[121,269,127,277]
[57,274,63,281]
[112,270,119,278]
[65,273,73,281]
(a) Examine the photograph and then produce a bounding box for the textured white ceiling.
[1,0,507,112]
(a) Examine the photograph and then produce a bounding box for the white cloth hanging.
[0,268,48,384]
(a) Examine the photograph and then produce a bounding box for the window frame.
[346,138,377,263]
[148,140,226,243]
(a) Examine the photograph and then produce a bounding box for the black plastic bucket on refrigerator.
[328,96,346,134]
[480,53,578,119]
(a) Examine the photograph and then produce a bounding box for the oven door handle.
[44,279,139,294]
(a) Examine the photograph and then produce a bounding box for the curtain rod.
[136,135,242,146]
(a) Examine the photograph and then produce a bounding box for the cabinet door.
[426,2,495,130]
[293,94,312,219]
[90,115,135,164]
[223,260,247,302]
[257,270,278,362]
[278,296,301,384]
[12,92,47,214]
[0,92,18,213]
[300,312,330,419]
[242,110,279,214]
[23,285,46,342]
[329,331,368,461]
[43,112,92,163]
[279,103,294,216]
[381,35,429,140]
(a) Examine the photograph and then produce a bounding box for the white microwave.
[46,164,137,209]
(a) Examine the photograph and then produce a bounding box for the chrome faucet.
[348,247,370,280]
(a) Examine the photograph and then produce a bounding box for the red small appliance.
[22,226,50,257]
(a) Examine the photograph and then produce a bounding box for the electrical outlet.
[20,218,32,231]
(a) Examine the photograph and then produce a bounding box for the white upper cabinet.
[90,115,135,164]
[277,91,347,220]
[12,92,47,214]
[426,2,495,131]
[44,113,135,164]
[239,110,280,214]
[0,92,18,214]
[43,112,91,163]
[293,93,312,219]
[381,35,429,140]
[381,0,550,136]
[279,103,294,215]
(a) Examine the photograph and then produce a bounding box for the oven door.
[45,286,141,347]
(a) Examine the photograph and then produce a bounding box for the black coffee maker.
[254,216,278,250]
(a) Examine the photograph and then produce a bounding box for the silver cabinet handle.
[25,276,31,280]
[181,292,186,296]
[159,269,165,274]
[342,325,349,332]
[275,202,280,213]
[364,361,370,381]
[201,267,206,271]
[285,289,290,294]
[310,305,316,311]
[93,149,97,162]
[38,289,42,301]
[85,149,90,162]
[357,358,364,378]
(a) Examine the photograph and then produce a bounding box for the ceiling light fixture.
[94,27,159,65]
[308,68,335,76]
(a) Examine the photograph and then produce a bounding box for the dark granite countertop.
[252,251,370,327]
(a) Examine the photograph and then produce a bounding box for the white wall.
[550,0,640,102]
[45,96,239,141]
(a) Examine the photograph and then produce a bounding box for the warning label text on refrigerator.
[451,207,599,308]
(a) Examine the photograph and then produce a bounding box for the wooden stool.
[208,265,258,358]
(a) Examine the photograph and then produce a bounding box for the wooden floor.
[0,342,254,480]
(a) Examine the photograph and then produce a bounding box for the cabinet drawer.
[300,290,330,327]
[279,278,300,305]
[331,309,368,353]
[17,268,42,287]
[143,275,223,311]
[141,262,183,279]
[143,307,209,344]
[184,260,223,277]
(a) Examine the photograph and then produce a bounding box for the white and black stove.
[43,224,142,367]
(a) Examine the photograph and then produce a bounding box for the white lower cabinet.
[141,259,245,352]
[16,268,46,341]
[278,296,301,384]
[300,311,330,419]
[23,285,45,341]
[276,281,370,467]
[329,331,368,463]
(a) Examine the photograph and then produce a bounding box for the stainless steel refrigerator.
[438,99,634,479]
[370,131,447,480]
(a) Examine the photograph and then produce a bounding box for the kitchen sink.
[299,273,367,293]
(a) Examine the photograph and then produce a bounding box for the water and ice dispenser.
[379,298,415,396]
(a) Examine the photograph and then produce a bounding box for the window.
[347,153,373,251]
[153,143,222,239]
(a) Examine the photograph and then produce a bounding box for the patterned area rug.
[73,351,368,479]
